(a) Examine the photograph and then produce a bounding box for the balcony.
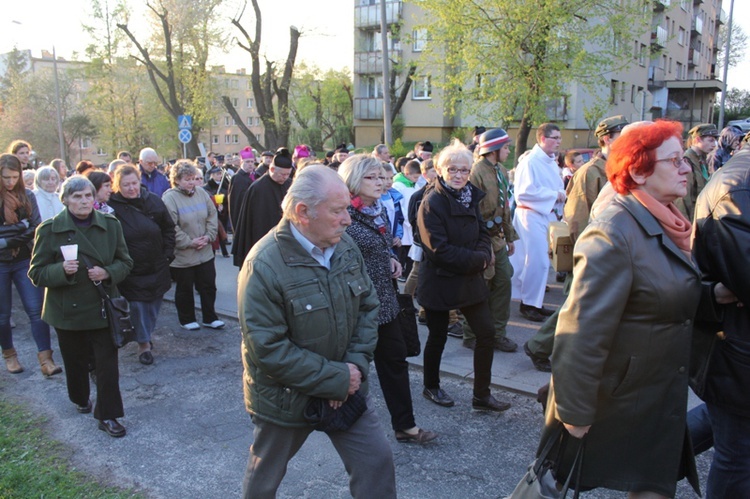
[718,9,727,25]
[354,50,401,74]
[648,66,666,89]
[651,25,668,48]
[653,0,671,12]
[692,16,703,37]
[354,97,384,120]
[688,48,702,67]
[355,1,402,29]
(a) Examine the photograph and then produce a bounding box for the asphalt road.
[2,293,711,498]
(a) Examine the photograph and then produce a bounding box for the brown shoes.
[3,348,23,374]
[37,350,63,377]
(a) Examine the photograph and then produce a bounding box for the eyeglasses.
[446,167,471,176]
[363,175,386,182]
[655,156,689,168]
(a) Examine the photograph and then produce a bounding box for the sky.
[2,0,749,91]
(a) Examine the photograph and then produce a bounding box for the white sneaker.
[181,322,200,331]
[202,320,225,329]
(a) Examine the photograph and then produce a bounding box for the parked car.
[727,118,750,133]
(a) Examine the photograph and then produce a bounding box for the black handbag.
[396,293,421,357]
[303,390,368,432]
[507,423,586,499]
[81,255,136,348]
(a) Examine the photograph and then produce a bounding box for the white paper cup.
[61,244,78,261]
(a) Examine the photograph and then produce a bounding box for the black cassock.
[231,173,291,267]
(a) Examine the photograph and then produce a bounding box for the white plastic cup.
[60,244,78,261]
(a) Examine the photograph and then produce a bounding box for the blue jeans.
[130,299,163,345]
[706,402,750,498]
[687,403,713,455]
[0,258,51,352]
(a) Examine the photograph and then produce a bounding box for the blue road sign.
[178,129,192,144]
[178,115,193,130]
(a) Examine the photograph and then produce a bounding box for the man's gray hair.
[337,154,382,196]
[139,147,158,162]
[373,144,389,157]
[60,175,96,203]
[282,165,342,223]
[34,166,59,189]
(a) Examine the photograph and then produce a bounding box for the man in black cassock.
[232,149,294,268]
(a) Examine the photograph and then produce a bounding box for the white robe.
[509,144,566,308]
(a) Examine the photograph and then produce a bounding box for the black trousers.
[374,318,416,431]
[171,259,218,325]
[424,300,494,399]
[56,327,124,420]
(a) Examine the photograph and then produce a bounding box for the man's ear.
[295,202,310,226]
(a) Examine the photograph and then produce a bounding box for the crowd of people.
[2,119,749,497]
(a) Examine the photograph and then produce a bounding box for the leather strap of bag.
[79,254,111,320]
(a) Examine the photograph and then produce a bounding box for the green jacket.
[675,147,709,221]
[28,209,133,331]
[469,156,518,249]
[238,218,380,427]
[564,156,607,242]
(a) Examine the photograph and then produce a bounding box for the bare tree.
[223,0,299,151]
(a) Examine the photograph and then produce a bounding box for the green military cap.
[688,123,720,138]
[595,115,629,138]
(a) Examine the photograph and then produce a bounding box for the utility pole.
[380,0,392,146]
[718,0,735,130]
[52,46,66,162]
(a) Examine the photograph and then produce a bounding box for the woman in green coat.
[29,175,133,438]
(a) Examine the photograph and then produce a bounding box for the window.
[255,134,261,142]
[412,75,431,100]
[247,80,252,90]
[231,80,239,89]
[362,76,383,99]
[610,79,618,104]
[80,137,91,148]
[412,29,427,52]
[247,98,253,108]
[638,43,646,66]
[247,116,253,126]
[668,57,673,73]
[256,117,261,126]
[232,97,239,107]
[212,118,218,126]
[232,134,239,144]
[224,135,231,144]
[678,27,686,46]
[620,81,627,102]
[97,147,106,156]
[224,116,230,126]
[631,84,636,103]
[212,135,219,144]
[676,62,683,80]
[633,41,639,60]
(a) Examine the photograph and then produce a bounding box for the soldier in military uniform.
[675,123,719,220]
[563,115,628,242]
[460,129,519,353]
[523,115,628,372]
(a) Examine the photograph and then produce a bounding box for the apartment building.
[352,0,727,149]
[202,66,264,158]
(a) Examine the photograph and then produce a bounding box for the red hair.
[607,120,683,194]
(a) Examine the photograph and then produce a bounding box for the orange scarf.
[631,189,692,252]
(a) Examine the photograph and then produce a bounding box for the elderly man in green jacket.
[237,165,395,499]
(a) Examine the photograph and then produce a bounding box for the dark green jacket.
[238,218,379,427]
[28,209,133,331]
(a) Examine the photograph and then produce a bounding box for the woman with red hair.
[537,120,735,497]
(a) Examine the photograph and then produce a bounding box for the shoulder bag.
[81,255,137,348]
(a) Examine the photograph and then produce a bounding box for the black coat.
[109,188,176,302]
[416,180,492,310]
[231,174,291,267]
[693,147,750,418]
[203,178,229,227]
[345,206,399,325]
[227,169,255,230]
